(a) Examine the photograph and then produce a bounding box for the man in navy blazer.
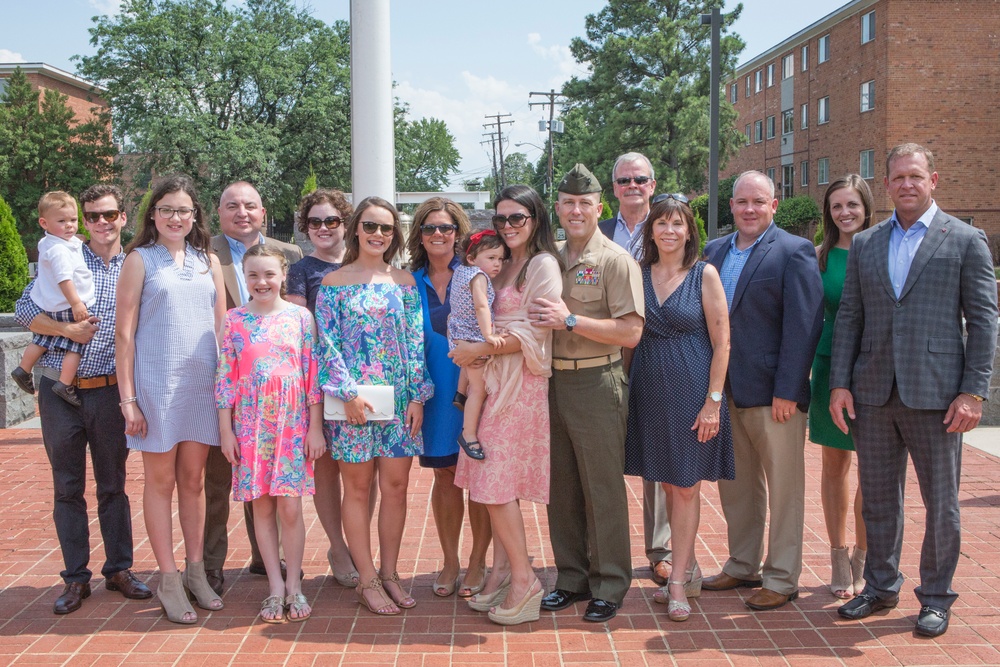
[831,144,998,637]
[701,171,823,610]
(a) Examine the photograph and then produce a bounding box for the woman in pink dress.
[452,185,563,626]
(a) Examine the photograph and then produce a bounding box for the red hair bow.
[468,229,497,246]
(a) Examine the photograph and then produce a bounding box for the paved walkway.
[1,422,998,666]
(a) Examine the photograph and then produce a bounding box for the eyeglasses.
[307,216,344,230]
[492,213,531,229]
[652,193,690,204]
[420,224,457,236]
[615,176,652,186]
[154,206,196,220]
[82,210,121,223]
[360,221,395,236]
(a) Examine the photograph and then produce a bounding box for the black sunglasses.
[492,213,531,229]
[652,193,690,205]
[306,216,344,229]
[615,176,652,186]
[360,221,395,236]
[82,210,121,223]
[420,224,457,236]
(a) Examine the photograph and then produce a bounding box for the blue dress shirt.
[888,202,937,298]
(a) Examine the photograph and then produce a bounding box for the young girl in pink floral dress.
[216,244,326,624]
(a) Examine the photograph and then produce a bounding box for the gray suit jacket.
[830,208,998,410]
[211,234,303,310]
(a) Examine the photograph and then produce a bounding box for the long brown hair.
[406,197,471,271]
[494,185,564,289]
[640,198,700,269]
[126,174,211,258]
[341,196,404,266]
[817,175,874,272]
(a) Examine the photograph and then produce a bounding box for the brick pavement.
[1,423,998,666]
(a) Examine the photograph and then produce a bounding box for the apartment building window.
[782,54,794,79]
[746,75,751,97]
[766,115,776,139]
[755,120,763,143]
[782,109,794,134]
[818,96,830,124]
[755,70,763,92]
[767,167,776,183]
[731,83,738,103]
[801,161,809,186]
[860,149,875,179]
[801,45,809,71]
[861,80,875,112]
[782,165,794,199]
[745,124,751,145]
[801,103,809,129]
[862,11,876,43]
[818,34,830,63]
[767,64,775,87]
[818,158,830,185]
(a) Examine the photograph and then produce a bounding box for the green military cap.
[557,163,602,194]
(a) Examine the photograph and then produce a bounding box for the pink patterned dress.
[454,285,551,505]
[215,304,321,501]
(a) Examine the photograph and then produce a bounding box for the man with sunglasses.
[14,184,152,614]
[532,164,644,623]
[598,152,673,587]
[206,181,303,593]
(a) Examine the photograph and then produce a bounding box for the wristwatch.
[709,391,723,403]
[564,313,577,332]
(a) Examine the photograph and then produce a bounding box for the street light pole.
[701,8,721,241]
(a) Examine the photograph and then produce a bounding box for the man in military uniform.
[530,164,644,622]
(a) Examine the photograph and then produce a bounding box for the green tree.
[478,152,543,194]
[301,164,318,197]
[0,68,117,248]
[561,0,745,197]
[774,195,821,233]
[0,195,30,311]
[395,115,461,192]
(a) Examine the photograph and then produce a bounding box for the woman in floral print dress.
[315,197,433,616]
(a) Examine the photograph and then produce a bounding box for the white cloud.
[88,0,123,15]
[0,49,27,63]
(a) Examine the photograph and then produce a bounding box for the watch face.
[710,391,723,402]
[565,314,577,327]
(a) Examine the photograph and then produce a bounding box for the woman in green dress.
[810,174,874,599]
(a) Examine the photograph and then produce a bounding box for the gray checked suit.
[830,207,998,610]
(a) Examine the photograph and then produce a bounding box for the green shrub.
[774,195,821,231]
[814,224,824,246]
[690,194,709,225]
[301,164,318,197]
[693,209,708,255]
[0,194,30,311]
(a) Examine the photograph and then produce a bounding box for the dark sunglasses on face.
[360,221,395,235]
[652,192,690,204]
[420,224,457,236]
[615,176,652,186]
[492,213,531,229]
[82,210,121,223]
[307,216,344,229]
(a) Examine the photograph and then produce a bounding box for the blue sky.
[2,0,846,187]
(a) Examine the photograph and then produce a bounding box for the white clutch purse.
[324,385,395,421]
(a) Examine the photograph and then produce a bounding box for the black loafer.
[915,606,949,637]
[540,588,592,611]
[582,598,618,622]
[54,582,91,615]
[838,592,899,620]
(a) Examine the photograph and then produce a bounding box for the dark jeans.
[38,376,133,583]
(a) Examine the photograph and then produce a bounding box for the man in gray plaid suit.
[830,143,998,637]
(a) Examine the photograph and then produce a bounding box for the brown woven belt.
[74,373,117,389]
[551,351,622,371]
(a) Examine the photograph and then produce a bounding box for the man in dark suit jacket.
[204,181,303,593]
[831,144,998,637]
[701,170,823,610]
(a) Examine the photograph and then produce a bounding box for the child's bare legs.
[457,369,469,396]
[19,343,47,374]
[277,496,310,619]
[461,366,488,444]
[57,351,81,386]
[252,495,285,621]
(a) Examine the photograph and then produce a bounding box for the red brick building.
[0,62,107,124]
[722,0,1000,246]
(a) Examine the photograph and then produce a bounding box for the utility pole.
[483,113,514,190]
[482,131,499,196]
[700,9,721,240]
[529,89,567,198]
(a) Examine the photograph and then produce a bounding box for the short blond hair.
[38,191,77,217]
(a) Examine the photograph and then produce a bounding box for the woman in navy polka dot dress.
[624,196,734,622]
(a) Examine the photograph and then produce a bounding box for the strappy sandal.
[356,577,400,615]
[665,581,691,622]
[379,570,416,609]
[259,595,285,623]
[327,549,360,588]
[653,563,702,603]
[182,559,224,610]
[458,434,485,460]
[158,571,197,624]
[830,546,853,599]
[285,592,311,622]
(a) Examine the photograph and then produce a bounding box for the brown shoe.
[106,569,153,599]
[745,587,799,611]
[702,572,762,591]
[54,582,91,615]
[651,561,670,586]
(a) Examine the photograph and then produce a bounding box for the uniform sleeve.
[604,251,645,320]
[402,286,434,403]
[314,286,359,402]
[215,311,240,409]
[300,308,322,405]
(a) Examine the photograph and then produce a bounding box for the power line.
[483,112,514,194]
[528,90,567,198]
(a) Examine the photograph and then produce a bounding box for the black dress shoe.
[540,588,592,611]
[205,569,224,596]
[582,598,618,622]
[54,582,91,615]
[248,559,304,580]
[915,606,949,637]
[105,569,153,599]
[838,592,899,620]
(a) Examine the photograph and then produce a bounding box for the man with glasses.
[206,181,303,594]
[14,184,152,614]
[531,164,644,622]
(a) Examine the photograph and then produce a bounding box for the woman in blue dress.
[406,197,492,598]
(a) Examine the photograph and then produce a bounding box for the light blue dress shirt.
[719,223,771,309]
[888,201,937,298]
[611,212,647,260]
[225,232,265,305]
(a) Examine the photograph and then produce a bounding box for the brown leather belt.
[74,373,117,389]
[551,351,622,371]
